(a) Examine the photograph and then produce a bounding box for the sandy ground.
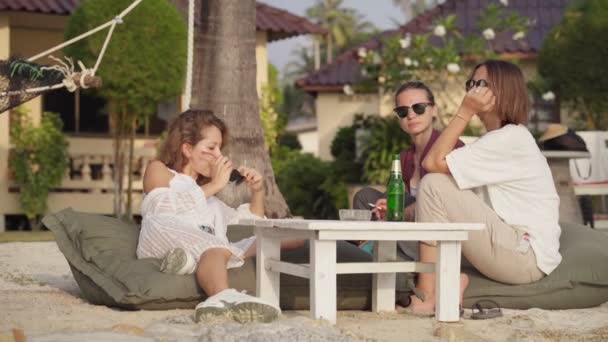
[1,242,608,342]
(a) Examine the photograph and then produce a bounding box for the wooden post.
[255,227,281,307]
[435,240,461,322]
[372,241,396,312]
[0,16,11,232]
[311,239,337,323]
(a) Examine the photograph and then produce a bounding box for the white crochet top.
[136,169,259,269]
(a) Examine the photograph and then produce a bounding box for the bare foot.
[460,273,469,304]
[408,273,469,314]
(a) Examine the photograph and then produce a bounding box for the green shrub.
[359,115,410,184]
[272,146,347,219]
[330,125,364,183]
[276,133,302,151]
[9,107,69,230]
[538,0,608,130]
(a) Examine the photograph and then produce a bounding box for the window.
[43,88,108,134]
[44,89,177,136]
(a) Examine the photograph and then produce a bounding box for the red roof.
[297,0,571,92]
[0,0,78,14]
[0,0,325,41]
[256,2,326,41]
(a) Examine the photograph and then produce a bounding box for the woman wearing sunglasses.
[353,81,464,244]
[407,59,561,315]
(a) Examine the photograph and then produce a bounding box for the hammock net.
[0,58,65,113]
[0,0,194,113]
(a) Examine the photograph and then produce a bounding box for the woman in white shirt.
[408,60,562,314]
[138,109,302,323]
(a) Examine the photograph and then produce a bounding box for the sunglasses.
[465,79,489,91]
[394,102,433,118]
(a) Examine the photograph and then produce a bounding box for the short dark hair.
[394,81,435,107]
[471,60,530,127]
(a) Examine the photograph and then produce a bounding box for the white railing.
[57,136,157,193]
[5,136,158,215]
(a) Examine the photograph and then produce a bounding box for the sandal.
[470,299,503,320]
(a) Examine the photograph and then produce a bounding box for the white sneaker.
[160,248,197,275]
[194,288,281,323]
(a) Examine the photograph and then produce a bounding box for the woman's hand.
[238,166,264,194]
[202,155,232,197]
[404,203,416,222]
[238,166,265,217]
[422,85,495,174]
[460,86,496,119]
[371,198,387,220]
[210,155,232,189]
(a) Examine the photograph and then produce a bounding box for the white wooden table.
[241,218,485,324]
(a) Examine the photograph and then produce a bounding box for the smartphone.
[229,169,245,185]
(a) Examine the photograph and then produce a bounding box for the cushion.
[42,208,411,310]
[463,221,608,309]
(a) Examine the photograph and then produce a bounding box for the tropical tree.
[306,0,377,63]
[392,0,431,22]
[189,0,290,218]
[538,0,608,130]
[284,45,317,81]
[259,65,285,152]
[355,1,529,127]
[282,46,317,120]
[65,0,186,219]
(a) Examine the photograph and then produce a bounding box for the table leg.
[435,240,461,322]
[310,239,337,324]
[372,241,396,312]
[255,227,281,307]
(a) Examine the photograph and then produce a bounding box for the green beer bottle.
[385,154,405,221]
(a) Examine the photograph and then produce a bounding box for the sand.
[1,241,607,342]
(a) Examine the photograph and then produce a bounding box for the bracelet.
[453,114,469,122]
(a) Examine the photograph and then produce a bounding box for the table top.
[542,151,591,159]
[239,218,485,232]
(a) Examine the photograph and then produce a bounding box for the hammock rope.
[0,0,195,113]
[183,0,195,111]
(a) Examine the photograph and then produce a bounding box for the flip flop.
[470,299,503,320]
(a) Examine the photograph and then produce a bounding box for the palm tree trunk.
[190,0,290,218]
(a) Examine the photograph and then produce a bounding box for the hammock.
[0,0,195,113]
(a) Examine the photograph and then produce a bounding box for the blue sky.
[260,0,406,75]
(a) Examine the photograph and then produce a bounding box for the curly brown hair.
[159,109,228,174]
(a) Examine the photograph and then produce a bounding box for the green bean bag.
[42,208,411,310]
[463,222,608,309]
[43,208,608,311]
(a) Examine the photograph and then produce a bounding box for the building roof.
[296,0,571,92]
[0,0,325,41]
[256,2,326,41]
[286,116,317,133]
[0,0,78,14]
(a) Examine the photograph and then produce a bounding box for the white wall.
[297,130,319,156]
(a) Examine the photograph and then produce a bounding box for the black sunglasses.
[465,79,489,91]
[394,102,433,118]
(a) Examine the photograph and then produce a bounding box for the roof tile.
[0,0,326,41]
[297,0,572,91]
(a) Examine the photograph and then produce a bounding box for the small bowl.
[339,209,372,221]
